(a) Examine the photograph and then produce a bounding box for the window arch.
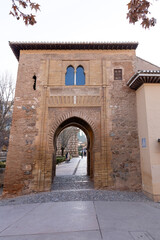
[65,66,74,85]
[76,66,85,85]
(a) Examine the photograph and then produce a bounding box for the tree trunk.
[61,147,65,157]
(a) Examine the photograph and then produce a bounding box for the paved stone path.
[0,157,160,239]
[0,201,160,239]
[0,157,154,205]
[55,156,87,176]
[52,156,92,190]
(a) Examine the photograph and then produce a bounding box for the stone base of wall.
[0,168,5,187]
[143,190,160,202]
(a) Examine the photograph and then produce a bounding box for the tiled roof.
[127,70,160,90]
[9,41,138,60]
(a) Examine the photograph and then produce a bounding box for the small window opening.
[33,75,37,90]
[65,66,74,85]
[76,66,85,85]
[114,69,122,80]
[65,65,85,86]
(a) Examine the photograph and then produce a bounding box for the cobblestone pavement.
[52,175,93,190]
[0,188,154,206]
[0,157,160,207]
[0,173,155,206]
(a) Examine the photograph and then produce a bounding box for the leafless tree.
[0,73,15,150]
[58,127,77,157]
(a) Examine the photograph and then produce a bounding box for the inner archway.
[56,126,87,176]
[52,117,94,189]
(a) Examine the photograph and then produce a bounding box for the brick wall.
[3,49,147,196]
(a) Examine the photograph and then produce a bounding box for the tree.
[9,0,157,28]
[127,0,157,28]
[0,73,15,150]
[10,0,40,25]
[58,127,79,157]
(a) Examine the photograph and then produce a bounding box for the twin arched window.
[65,66,85,86]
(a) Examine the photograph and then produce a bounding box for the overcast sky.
[1,0,160,80]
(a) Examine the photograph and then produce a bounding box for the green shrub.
[0,161,6,168]
[56,156,66,164]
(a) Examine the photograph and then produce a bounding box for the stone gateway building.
[3,42,160,201]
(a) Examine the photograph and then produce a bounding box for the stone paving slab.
[101,230,133,240]
[0,202,99,237]
[148,231,160,240]
[0,230,102,240]
[56,157,82,176]
[0,204,39,233]
[94,201,160,233]
[0,201,160,240]
[75,157,87,175]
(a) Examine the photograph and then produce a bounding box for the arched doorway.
[52,117,94,185]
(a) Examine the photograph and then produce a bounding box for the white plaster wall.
[145,84,160,195]
[136,84,160,199]
[136,85,152,194]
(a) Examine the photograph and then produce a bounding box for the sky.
[1,0,160,81]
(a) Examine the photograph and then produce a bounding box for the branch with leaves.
[10,0,40,25]
[8,0,157,28]
[127,0,157,28]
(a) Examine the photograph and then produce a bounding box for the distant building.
[56,127,79,157]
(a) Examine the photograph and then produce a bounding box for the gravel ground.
[0,175,160,208]
[0,189,154,206]
[52,176,94,190]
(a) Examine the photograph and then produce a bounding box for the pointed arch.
[48,111,97,152]
[65,65,74,85]
[49,114,96,179]
[76,66,85,85]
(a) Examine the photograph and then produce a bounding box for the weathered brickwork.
[3,43,158,197]
[109,61,141,191]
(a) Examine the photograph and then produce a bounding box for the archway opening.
[56,127,87,176]
[52,117,94,190]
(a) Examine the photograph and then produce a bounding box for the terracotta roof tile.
[9,41,138,61]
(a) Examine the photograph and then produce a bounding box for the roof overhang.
[9,41,138,61]
[127,70,160,90]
